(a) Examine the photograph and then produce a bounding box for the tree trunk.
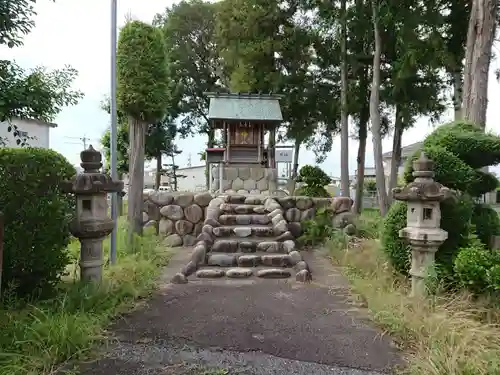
[453,70,463,120]
[292,138,300,178]
[205,128,215,189]
[127,118,146,238]
[155,152,162,190]
[388,106,403,204]
[353,92,369,214]
[340,0,350,198]
[269,127,276,168]
[118,172,124,217]
[369,0,389,216]
[462,0,497,130]
[172,154,178,191]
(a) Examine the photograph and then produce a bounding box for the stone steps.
[213,225,275,238]
[220,203,266,214]
[212,238,294,253]
[196,267,293,280]
[207,252,302,267]
[219,214,271,225]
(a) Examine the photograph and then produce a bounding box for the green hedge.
[382,121,500,289]
[0,148,76,298]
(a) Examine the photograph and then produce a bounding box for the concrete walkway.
[78,249,400,375]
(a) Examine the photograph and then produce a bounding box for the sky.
[2,0,500,176]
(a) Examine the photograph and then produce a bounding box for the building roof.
[206,92,283,122]
[382,141,423,158]
[15,117,58,128]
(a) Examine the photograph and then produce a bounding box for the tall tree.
[163,143,186,191]
[155,0,225,187]
[369,0,389,215]
[339,0,350,197]
[1,0,83,145]
[461,0,498,129]
[117,20,169,236]
[216,0,325,170]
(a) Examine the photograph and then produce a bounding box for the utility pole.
[110,0,118,265]
[64,135,95,149]
[187,153,192,167]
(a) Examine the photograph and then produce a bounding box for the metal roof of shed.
[206,92,283,122]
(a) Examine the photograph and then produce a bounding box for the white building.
[0,118,56,148]
[121,164,207,192]
[170,165,206,192]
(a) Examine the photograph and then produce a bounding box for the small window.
[18,131,28,137]
[423,207,432,220]
[82,199,92,211]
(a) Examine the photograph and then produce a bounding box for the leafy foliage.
[0,147,75,298]
[116,21,169,123]
[454,234,500,295]
[295,165,331,197]
[299,207,336,247]
[154,0,224,138]
[382,121,500,287]
[0,0,53,48]
[0,61,83,124]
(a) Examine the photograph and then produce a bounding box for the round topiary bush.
[295,165,331,197]
[0,147,76,298]
[381,194,473,278]
[382,121,500,284]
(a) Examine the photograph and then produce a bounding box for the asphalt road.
[77,250,400,375]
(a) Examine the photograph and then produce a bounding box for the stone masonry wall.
[211,166,278,194]
[273,196,355,237]
[142,191,213,247]
[142,192,355,247]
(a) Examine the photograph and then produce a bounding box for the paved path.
[78,249,400,375]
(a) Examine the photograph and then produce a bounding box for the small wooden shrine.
[205,92,283,167]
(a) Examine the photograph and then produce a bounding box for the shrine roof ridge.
[204,91,284,100]
[206,91,284,122]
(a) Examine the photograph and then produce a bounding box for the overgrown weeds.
[0,220,170,375]
[328,236,500,375]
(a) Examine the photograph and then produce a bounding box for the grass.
[328,233,500,375]
[0,219,170,375]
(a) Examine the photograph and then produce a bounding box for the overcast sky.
[2,0,500,176]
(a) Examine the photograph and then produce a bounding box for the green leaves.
[117,21,169,124]
[0,60,83,123]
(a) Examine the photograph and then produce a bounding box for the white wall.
[176,165,206,192]
[0,118,51,148]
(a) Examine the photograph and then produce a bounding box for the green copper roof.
[206,93,283,122]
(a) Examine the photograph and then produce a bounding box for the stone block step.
[207,252,296,268]
[219,214,271,226]
[195,267,293,280]
[223,195,266,205]
[220,203,267,214]
[213,225,275,238]
[212,238,286,253]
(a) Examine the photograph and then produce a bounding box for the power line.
[64,135,98,149]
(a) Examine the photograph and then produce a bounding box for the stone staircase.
[171,194,311,283]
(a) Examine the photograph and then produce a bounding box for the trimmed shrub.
[0,147,76,298]
[295,165,331,197]
[471,204,500,249]
[454,234,500,295]
[382,121,500,286]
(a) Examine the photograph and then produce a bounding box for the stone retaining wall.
[142,192,355,247]
[273,196,355,237]
[211,166,278,194]
[142,191,213,247]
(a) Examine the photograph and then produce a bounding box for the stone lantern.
[62,145,123,283]
[392,152,452,297]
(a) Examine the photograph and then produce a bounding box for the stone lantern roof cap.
[61,145,124,195]
[392,152,452,202]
